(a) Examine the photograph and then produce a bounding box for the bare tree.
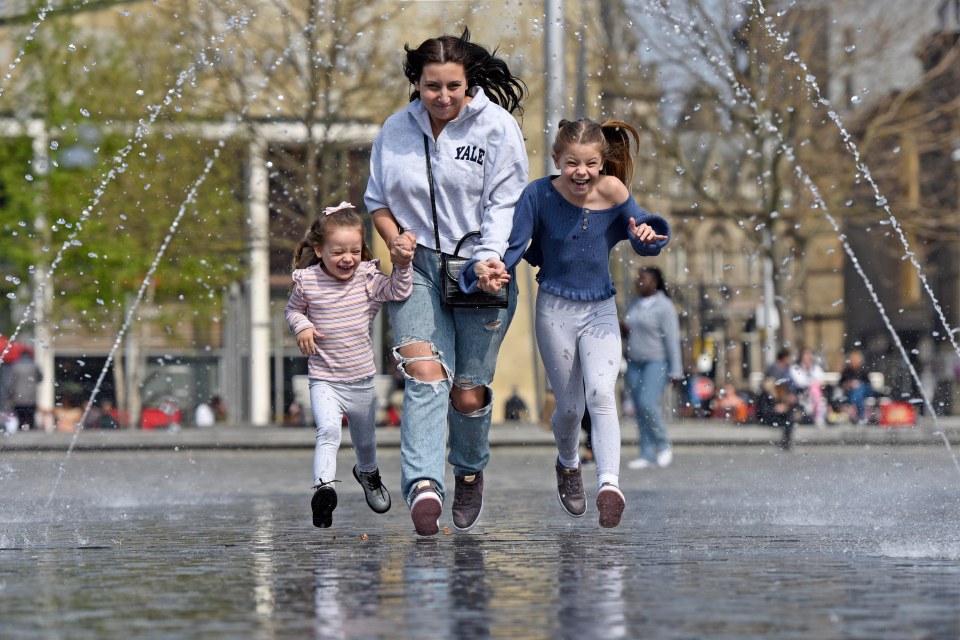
[852,33,960,241]
[166,0,423,266]
[590,1,906,357]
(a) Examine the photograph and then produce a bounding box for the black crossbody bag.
[423,134,509,309]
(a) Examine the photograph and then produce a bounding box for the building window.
[707,227,731,283]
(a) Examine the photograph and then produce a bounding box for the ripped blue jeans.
[388,247,517,503]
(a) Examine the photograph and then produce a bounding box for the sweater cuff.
[458,259,482,293]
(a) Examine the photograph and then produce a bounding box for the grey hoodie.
[364,87,529,262]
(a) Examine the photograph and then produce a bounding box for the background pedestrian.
[623,266,684,469]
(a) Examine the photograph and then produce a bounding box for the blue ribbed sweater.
[462,176,670,300]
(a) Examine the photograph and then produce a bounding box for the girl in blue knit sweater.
[462,118,670,527]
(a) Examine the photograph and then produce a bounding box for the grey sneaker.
[311,483,337,528]
[409,480,442,536]
[353,465,391,514]
[556,459,586,517]
[452,470,484,532]
[596,483,625,528]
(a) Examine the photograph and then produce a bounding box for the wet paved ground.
[4,444,960,639]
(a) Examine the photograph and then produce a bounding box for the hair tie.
[322,201,355,216]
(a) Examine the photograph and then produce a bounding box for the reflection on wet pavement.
[2,446,960,638]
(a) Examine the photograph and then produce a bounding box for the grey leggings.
[308,377,378,487]
[536,291,622,489]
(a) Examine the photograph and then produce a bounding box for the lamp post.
[543,0,567,177]
[528,0,567,420]
[28,120,55,423]
[247,133,271,426]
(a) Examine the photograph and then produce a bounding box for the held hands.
[296,327,323,356]
[629,218,668,243]
[473,258,511,293]
[391,232,417,267]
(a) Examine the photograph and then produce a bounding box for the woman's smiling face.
[553,141,604,199]
[416,62,469,127]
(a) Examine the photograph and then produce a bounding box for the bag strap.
[423,134,442,262]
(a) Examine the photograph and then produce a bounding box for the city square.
[1,1,960,638]
[4,429,960,638]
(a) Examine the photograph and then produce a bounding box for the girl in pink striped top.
[284,202,416,528]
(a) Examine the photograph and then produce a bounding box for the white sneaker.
[627,458,655,470]
[656,449,673,468]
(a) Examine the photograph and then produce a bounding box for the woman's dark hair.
[403,27,526,115]
[553,119,641,185]
[292,209,372,270]
[638,265,668,296]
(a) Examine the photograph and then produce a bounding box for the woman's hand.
[474,258,511,293]
[296,328,322,356]
[629,218,669,243]
[391,232,417,267]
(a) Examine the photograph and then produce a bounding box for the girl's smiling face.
[316,226,363,281]
[416,62,469,128]
[553,142,604,200]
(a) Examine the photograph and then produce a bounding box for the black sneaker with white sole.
[452,471,484,532]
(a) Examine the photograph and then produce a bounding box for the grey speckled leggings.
[309,376,378,487]
[535,290,622,489]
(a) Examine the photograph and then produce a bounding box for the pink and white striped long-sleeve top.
[284,260,412,382]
